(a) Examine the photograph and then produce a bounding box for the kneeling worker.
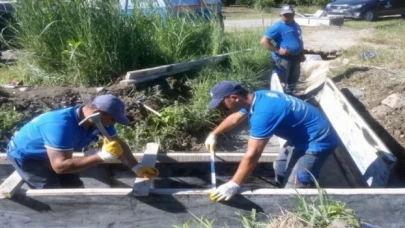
[205,81,339,201]
[6,94,159,189]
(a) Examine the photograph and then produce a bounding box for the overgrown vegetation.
[4,0,223,86]
[0,109,25,150]
[117,29,270,150]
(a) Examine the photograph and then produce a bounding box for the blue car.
[325,0,405,21]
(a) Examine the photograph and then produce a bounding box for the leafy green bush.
[254,0,276,10]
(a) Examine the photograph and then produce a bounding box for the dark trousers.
[7,153,84,189]
[271,55,301,94]
[273,146,334,188]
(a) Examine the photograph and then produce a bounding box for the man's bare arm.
[231,138,269,184]
[260,36,278,52]
[212,112,247,135]
[47,149,102,174]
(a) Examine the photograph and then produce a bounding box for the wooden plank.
[0,171,23,199]
[270,72,287,148]
[0,152,279,164]
[319,78,397,187]
[25,187,405,197]
[133,143,159,196]
[120,49,251,85]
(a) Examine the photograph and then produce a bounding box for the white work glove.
[132,164,160,178]
[205,133,217,151]
[209,180,240,202]
[98,138,123,161]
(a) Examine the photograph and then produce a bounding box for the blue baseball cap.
[91,94,131,126]
[280,5,294,15]
[208,81,244,109]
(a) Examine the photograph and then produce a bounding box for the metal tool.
[79,113,127,163]
[136,99,162,117]
[209,147,217,189]
[79,113,112,141]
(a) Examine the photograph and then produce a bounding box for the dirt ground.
[332,66,405,161]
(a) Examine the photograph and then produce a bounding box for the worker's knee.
[285,171,319,189]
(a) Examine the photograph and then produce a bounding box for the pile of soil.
[0,77,194,151]
[333,67,405,162]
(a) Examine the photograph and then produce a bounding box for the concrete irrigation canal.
[1,55,404,227]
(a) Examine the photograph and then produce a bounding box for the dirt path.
[224,18,374,53]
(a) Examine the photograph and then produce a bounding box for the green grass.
[116,29,271,151]
[0,109,25,146]
[4,0,223,86]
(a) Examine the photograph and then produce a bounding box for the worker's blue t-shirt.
[264,20,303,60]
[240,91,339,152]
[7,105,117,161]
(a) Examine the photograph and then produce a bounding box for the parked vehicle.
[325,0,405,21]
[120,0,223,23]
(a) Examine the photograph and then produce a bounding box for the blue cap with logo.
[208,81,244,109]
[91,94,131,126]
[280,5,295,15]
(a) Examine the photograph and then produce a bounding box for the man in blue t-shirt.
[205,81,339,202]
[260,5,305,94]
[6,94,159,189]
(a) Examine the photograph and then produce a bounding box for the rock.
[96,87,105,93]
[371,105,392,119]
[394,130,401,137]
[381,93,405,109]
[342,58,350,65]
[19,87,31,92]
[344,87,365,100]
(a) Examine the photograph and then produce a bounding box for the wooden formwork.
[0,57,401,227]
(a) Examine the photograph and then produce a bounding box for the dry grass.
[267,211,305,228]
[222,5,322,20]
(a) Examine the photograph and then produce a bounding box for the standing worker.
[260,5,305,94]
[205,81,339,201]
[6,94,159,189]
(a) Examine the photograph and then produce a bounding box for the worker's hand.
[209,180,240,202]
[132,164,160,178]
[205,133,217,151]
[98,138,123,161]
[278,48,290,55]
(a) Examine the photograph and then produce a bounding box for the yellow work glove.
[204,133,217,151]
[98,138,124,161]
[132,164,160,178]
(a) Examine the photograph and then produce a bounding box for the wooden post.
[0,171,24,199]
[133,143,160,196]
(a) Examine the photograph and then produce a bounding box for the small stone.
[96,87,105,93]
[342,58,350,65]
[381,93,405,109]
[19,87,30,92]
[401,135,405,139]
[344,87,365,100]
[371,105,392,119]
[394,130,401,137]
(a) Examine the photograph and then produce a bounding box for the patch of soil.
[0,76,196,151]
[333,67,405,162]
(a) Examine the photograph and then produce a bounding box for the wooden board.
[121,50,251,85]
[133,143,160,196]
[0,152,279,165]
[0,171,23,199]
[319,78,397,187]
[24,187,405,197]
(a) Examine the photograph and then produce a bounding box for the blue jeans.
[273,146,334,188]
[7,153,84,189]
[271,55,301,94]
